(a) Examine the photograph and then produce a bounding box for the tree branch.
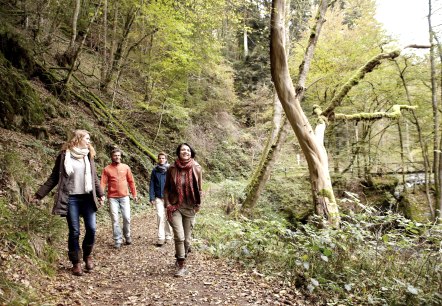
[333,105,417,121]
[404,44,431,49]
[322,50,401,118]
[297,0,328,98]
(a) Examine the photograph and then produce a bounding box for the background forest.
[0,0,441,304]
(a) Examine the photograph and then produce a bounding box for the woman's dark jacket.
[164,161,202,207]
[35,151,104,216]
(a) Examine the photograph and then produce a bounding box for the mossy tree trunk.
[241,0,291,214]
[241,106,288,213]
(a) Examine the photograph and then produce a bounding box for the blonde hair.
[62,129,96,158]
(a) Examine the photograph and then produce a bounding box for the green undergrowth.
[0,197,64,305]
[195,183,442,305]
[0,149,64,304]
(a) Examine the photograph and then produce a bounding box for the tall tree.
[428,0,442,222]
[64,0,103,85]
[271,0,341,227]
[394,57,434,218]
[270,0,419,226]
[428,0,440,201]
[241,0,292,213]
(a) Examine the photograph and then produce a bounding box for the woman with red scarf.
[164,143,202,277]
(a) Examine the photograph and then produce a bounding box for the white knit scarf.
[65,147,93,193]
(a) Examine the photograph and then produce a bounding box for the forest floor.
[37,207,308,306]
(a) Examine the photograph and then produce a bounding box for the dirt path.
[41,208,306,305]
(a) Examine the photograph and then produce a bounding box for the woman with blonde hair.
[34,129,104,276]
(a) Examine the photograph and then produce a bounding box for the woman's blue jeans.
[66,194,96,259]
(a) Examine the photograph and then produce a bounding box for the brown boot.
[84,256,94,272]
[72,263,83,276]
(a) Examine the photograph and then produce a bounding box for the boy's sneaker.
[156,239,165,247]
[125,237,132,245]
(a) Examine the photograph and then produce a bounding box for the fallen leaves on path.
[38,209,307,305]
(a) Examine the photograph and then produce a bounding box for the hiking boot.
[72,263,83,276]
[156,239,165,247]
[125,237,132,245]
[174,259,188,277]
[175,267,188,277]
[84,256,94,272]
[114,242,121,249]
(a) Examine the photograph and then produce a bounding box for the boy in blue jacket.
[149,152,173,246]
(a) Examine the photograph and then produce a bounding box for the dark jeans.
[66,194,96,257]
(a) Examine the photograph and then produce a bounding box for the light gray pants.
[154,198,173,241]
[109,196,131,244]
[170,208,195,259]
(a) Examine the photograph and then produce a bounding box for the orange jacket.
[101,163,137,198]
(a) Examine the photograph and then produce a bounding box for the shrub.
[195,186,442,305]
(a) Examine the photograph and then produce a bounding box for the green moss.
[318,187,335,201]
[399,189,433,222]
[0,23,35,74]
[263,175,313,224]
[0,53,44,130]
[366,175,399,191]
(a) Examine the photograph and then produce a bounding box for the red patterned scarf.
[167,158,195,221]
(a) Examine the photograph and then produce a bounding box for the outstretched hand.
[98,196,105,208]
[30,195,41,205]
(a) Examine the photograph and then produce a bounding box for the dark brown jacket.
[35,151,104,216]
[164,161,202,207]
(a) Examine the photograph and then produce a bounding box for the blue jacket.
[149,164,168,201]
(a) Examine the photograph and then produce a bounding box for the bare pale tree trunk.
[101,6,140,89]
[431,3,442,221]
[271,0,340,227]
[243,23,248,58]
[394,59,434,218]
[110,1,118,67]
[67,0,81,53]
[397,118,406,186]
[427,0,442,223]
[101,0,108,84]
[65,0,102,85]
[438,136,442,222]
[56,0,81,67]
[428,0,440,196]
